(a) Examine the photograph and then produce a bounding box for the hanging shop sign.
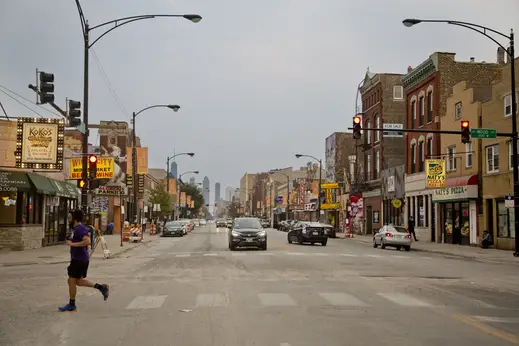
[321,181,340,210]
[15,118,65,170]
[425,159,446,188]
[392,199,402,208]
[137,174,145,195]
[93,185,125,196]
[68,157,114,179]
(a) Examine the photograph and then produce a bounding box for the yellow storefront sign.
[68,157,114,179]
[321,203,341,210]
[425,159,446,188]
[321,183,339,189]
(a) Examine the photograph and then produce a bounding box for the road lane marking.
[231,253,247,256]
[196,293,228,307]
[377,293,431,307]
[451,314,519,344]
[257,252,275,256]
[285,252,306,256]
[473,316,519,323]
[175,254,191,258]
[126,295,167,309]
[311,253,330,256]
[203,253,218,257]
[340,253,358,257]
[365,254,383,258]
[258,293,297,306]
[319,292,367,306]
[422,257,433,260]
[391,255,411,259]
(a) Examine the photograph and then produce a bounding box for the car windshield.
[234,218,262,229]
[166,221,182,228]
[387,226,408,233]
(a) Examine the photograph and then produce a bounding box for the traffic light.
[461,120,470,144]
[39,72,54,104]
[353,116,362,139]
[88,155,97,179]
[77,179,87,189]
[68,100,81,127]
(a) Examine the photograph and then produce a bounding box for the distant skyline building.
[215,182,221,202]
[203,176,210,205]
[225,187,233,201]
[169,161,177,179]
[189,176,196,185]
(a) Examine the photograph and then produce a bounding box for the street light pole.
[166,152,195,214]
[74,0,201,211]
[403,19,518,257]
[177,170,199,219]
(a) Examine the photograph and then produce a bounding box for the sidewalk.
[337,233,518,264]
[0,234,161,267]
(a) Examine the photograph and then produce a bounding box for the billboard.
[68,157,114,179]
[126,147,149,175]
[425,160,446,188]
[168,178,177,195]
[321,182,340,210]
[15,118,65,170]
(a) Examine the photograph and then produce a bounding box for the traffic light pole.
[81,24,90,213]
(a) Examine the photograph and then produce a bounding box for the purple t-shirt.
[70,224,90,261]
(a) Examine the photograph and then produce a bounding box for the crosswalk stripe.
[175,254,191,258]
[340,253,358,257]
[319,292,366,306]
[257,252,274,256]
[365,254,383,258]
[391,255,411,259]
[377,293,431,307]
[196,293,228,307]
[473,316,519,323]
[203,253,218,257]
[258,293,297,306]
[231,253,247,256]
[312,253,329,256]
[286,252,306,256]
[126,295,167,309]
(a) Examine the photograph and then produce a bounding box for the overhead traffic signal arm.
[347,125,513,138]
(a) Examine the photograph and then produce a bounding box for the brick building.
[402,52,502,242]
[359,72,406,234]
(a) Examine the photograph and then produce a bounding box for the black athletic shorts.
[67,259,89,279]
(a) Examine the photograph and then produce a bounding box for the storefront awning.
[49,179,78,199]
[432,174,479,203]
[0,170,32,192]
[27,173,56,195]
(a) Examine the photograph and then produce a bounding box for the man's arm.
[68,235,91,247]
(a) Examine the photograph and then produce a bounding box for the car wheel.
[322,241,327,246]
[298,236,304,244]
[229,244,236,251]
[262,244,267,251]
[404,246,411,251]
[311,242,315,245]
[396,246,401,251]
[381,241,386,249]
[288,236,292,244]
[373,241,378,248]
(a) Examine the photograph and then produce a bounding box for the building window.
[510,141,519,170]
[497,201,515,238]
[411,100,416,128]
[418,140,425,172]
[411,143,416,174]
[375,150,380,179]
[366,154,371,181]
[375,117,380,142]
[447,146,457,171]
[504,93,518,117]
[486,145,499,173]
[465,143,472,168]
[366,121,371,144]
[427,137,433,159]
[393,85,403,100]
[417,196,424,227]
[455,102,462,120]
[419,96,425,126]
[427,90,433,122]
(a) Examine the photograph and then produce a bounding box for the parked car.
[194,219,200,227]
[228,217,267,251]
[200,219,207,226]
[260,219,270,228]
[373,225,411,251]
[226,219,233,228]
[162,221,185,237]
[287,221,327,246]
[177,220,190,235]
[322,224,337,238]
[216,219,227,228]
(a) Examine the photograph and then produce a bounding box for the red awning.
[444,174,478,188]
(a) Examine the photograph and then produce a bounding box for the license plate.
[396,235,403,239]
[313,231,318,235]
[246,238,254,242]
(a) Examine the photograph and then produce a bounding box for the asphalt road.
[1,224,519,346]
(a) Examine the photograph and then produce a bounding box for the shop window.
[465,143,473,168]
[417,196,424,227]
[0,191,17,224]
[424,195,429,226]
[497,201,515,238]
[486,145,499,173]
[447,146,457,171]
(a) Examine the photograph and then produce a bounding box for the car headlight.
[302,229,307,234]
[231,230,241,237]
[257,231,266,237]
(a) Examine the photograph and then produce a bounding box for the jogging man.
[59,209,109,312]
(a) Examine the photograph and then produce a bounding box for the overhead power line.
[0,84,62,118]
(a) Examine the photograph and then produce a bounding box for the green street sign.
[471,128,497,139]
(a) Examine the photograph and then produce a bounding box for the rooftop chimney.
[407,65,413,73]
[497,47,506,64]
[470,57,475,63]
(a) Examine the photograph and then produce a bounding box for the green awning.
[27,173,56,195]
[0,170,32,192]
[49,179,73,198]
[64,182,79,198]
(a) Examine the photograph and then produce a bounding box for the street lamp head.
[167,104,180,112]
[403,18,421,27]
[193,171,200,174]
[183,14,202,23]
[295,154,302,159]
[187,152,195,157]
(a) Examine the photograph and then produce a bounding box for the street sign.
[471,128,497,139]
[383,123,403,138]
[505,195,514,208]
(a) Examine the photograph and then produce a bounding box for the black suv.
[288,221,327,246]
[228,217,267,251]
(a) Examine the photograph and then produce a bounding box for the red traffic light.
[354,116,361,124]
[461,120,469,128]
[89,155,97,163]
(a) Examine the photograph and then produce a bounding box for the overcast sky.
[1,0,518,201]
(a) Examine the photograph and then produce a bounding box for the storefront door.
[443,202,470,245]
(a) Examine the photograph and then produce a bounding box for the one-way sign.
[383,123,404,137]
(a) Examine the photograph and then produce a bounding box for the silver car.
[373,225,411,251]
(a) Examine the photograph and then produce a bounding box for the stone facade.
[0,225,43,251]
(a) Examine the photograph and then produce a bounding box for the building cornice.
[402,58,436,91]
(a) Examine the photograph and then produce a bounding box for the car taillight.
[385,233,393,237]
[405,234,411,239]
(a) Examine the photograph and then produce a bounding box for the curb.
[107,239,152,259]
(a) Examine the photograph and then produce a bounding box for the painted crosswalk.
[171,252,416,259]
[125,291,435,310]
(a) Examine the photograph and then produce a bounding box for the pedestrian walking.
[59,209,109,312]
[408,215,418,241]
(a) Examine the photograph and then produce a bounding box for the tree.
[179,183,204,218]
[227,201,240,218]
[149,182,172,218]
